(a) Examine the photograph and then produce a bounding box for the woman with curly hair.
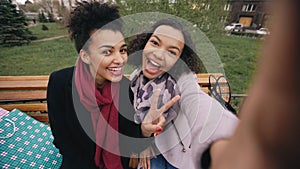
[128,18,239,169]
[47,2,177,169]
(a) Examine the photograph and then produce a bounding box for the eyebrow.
[151,35,181,53]
[98,43,127,49]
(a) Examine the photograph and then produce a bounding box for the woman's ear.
[79,49,90,64]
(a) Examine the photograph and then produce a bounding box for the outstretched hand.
[141,89,180,137]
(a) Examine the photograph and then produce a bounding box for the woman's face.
[81,29,127,86]
[142,25,185,80]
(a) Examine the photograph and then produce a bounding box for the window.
[242,4,257,12]
[224,3,231,11]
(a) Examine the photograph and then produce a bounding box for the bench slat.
[30,114,49,123]
[196,73,225,87]
[0,80,48,90]
[0,103,47,112]
[0,76,49,81]
[0,91,47,101]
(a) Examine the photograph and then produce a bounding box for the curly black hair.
[128,18,205,77]
[67,1,122,53]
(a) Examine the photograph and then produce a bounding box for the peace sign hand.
[141,89,180,137]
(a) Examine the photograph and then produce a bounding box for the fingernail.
[156,127,162,132]
[154,132,158,137]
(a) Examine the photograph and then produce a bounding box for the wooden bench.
[0,73,227,123]
[0,76,49,122]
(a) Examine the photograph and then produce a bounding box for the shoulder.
[48,67,74,90]
[50,67,74,80]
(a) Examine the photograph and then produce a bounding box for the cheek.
[123,54,128,62]
[167,57,179,65]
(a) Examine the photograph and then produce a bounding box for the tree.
[114,0,229,35]
[0,0,36,47]
[38,11,48,22]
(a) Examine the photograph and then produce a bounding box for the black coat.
[47,67,143,169]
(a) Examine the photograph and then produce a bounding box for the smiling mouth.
[107,66,123,76]
[147,59,161,69]
[107,67,122,71]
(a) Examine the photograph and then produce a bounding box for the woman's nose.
[153,50,164,60]
[113,52,127,64]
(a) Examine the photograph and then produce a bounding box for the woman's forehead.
[153,25,184,43]
[90,29,125,46]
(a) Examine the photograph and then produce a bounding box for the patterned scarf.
[74,58,123,169]
[130,68,180,124]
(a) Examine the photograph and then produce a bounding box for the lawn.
[0,22,263,95]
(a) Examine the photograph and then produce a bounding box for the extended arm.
[212,1,300,169]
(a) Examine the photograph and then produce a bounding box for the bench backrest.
[0,73,226,123]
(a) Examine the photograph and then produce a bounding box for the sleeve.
[47,71,78,157]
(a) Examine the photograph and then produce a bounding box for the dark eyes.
[120,48,127,54]
[168,50,177,56]
[102,48,127,55]
[149,38,179,57]
[150,40,159,46]
[102,50,112,55]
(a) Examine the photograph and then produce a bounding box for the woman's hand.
[129,153,139,169]
[141,89,180,137]
[139,146,156,169]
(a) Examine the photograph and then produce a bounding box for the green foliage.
[38,11,48,23]
[114,0,229,34]
[0,0,36,47]
[47,11,55,22]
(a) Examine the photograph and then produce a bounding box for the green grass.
[0,37,77,75]
[29,22,68,39]
[0,22,263,96]
[210,35,263,94]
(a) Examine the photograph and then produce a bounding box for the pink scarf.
[74,58,123,169]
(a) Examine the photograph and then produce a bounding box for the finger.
[154,116,166,136]
[160,95,180,112]
[151,89,161,109]
[150,146,157,158]
[141,123,157,137]
[132,157,138,168]
[147,156,151,169]
[156,116,166,130]
[129,157,133,168]
[142,157,147,169]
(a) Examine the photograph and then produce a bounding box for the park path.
[32,35,68,42]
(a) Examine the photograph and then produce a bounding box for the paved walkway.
[32,35,68,42]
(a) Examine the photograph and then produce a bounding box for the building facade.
[228,0,272,29]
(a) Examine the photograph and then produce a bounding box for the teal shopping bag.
[0,108,62,169]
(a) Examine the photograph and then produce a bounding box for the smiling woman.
[79,29,128,86]
[46,1,141,169]
[128,18,238,169]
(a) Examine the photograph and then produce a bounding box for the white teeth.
[149,60,160,67]
[108,67,121,71]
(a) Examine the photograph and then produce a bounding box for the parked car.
[256,28,270,35]
[224,23,243,31]
[232,26,245,32]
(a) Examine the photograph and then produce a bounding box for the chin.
[110,75,123,83]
